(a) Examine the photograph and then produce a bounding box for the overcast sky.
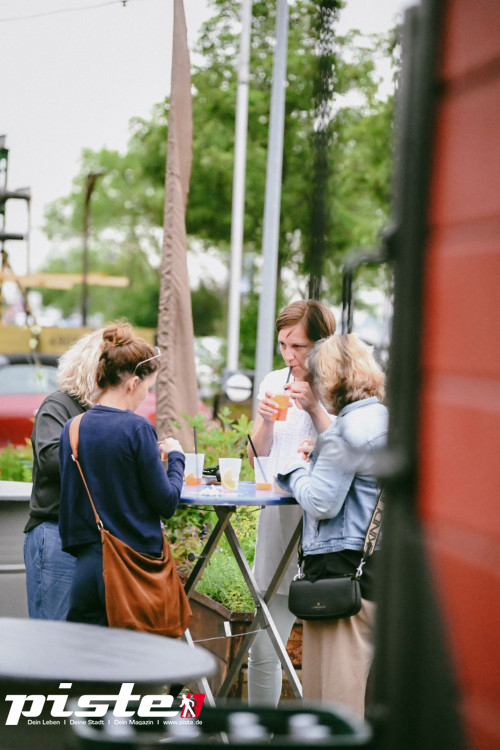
[1,0,412,276]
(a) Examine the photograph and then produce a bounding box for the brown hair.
[308,333,385,414]
[96,323,159,390]
[275,299,336,342]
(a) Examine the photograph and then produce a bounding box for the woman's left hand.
[159,438,184,457]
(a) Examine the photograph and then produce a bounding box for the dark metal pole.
[81,171,103,326]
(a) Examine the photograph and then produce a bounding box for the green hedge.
[0,443,33,482]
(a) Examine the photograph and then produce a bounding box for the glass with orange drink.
[254,456,276,491]
[270,391,290,421]
[184,453,205,486]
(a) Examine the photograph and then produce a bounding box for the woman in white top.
[247,299,336,705]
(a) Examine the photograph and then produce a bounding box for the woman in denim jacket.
[277,333,388,717]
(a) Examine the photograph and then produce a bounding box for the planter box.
[188,590,254,697]
[188,589,302,699]
[0,497,29,617]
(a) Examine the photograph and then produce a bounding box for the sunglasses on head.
[134,346,161,374]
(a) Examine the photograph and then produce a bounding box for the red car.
[0,353,156,448]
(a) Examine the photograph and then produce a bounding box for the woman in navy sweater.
[58,323,185,626]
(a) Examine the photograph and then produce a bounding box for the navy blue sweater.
[58,405,185,556]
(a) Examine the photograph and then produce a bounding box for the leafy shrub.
[0,443,33,481]
[169,506,258,613]
[181,407,254,479]
[196,506,258,612]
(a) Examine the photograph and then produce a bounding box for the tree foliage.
[40,0,400,359]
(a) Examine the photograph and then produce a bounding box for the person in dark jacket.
[58,322,184,626]
[24,328,105,619]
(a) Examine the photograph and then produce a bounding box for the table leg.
[182,627,217,707]
[182,508,235,707]
[183,508,234,596]
[217,514,303,699]
[264,518,302,601]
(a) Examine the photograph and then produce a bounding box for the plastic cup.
[270,392,290,421]
[254,456,276,491]
[184,453,205,486]
[219,458,242,492]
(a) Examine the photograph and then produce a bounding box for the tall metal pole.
[226,0,252,372]
[253,0,289,413]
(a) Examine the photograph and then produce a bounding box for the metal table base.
[181,483,302,702]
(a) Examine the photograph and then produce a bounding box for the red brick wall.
[418,2,500,748]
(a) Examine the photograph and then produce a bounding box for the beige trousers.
[301,598,376,717]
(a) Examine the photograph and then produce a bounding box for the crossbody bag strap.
[68,413,103,531]
[296,487,385,579]
[355,487,385,578]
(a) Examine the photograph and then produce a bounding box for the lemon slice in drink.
[221,468,237,491]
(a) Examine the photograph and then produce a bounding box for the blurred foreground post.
[157,0,198,449]
[226,0,252,372]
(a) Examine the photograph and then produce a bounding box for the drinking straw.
[247,434,268,484]
[285,365,293,384]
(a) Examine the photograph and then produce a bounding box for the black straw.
[285,365,293,384]
[193,427,201,477]
[247,434,268,484]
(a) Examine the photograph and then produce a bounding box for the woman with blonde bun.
[58,323,184,626]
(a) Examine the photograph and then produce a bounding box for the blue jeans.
[24,521,76,620]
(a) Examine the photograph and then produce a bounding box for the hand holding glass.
[159,437,184,460]
[270,392,290,421]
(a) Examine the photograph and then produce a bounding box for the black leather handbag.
[288,490,384,621]
[289,572,362,620]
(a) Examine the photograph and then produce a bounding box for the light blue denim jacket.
[276,397,388,556]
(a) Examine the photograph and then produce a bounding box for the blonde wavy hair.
[308,333,385,414]
[57,328,105,407]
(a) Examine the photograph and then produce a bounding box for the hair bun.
[96,322,158,390]
[102,323,134,351]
